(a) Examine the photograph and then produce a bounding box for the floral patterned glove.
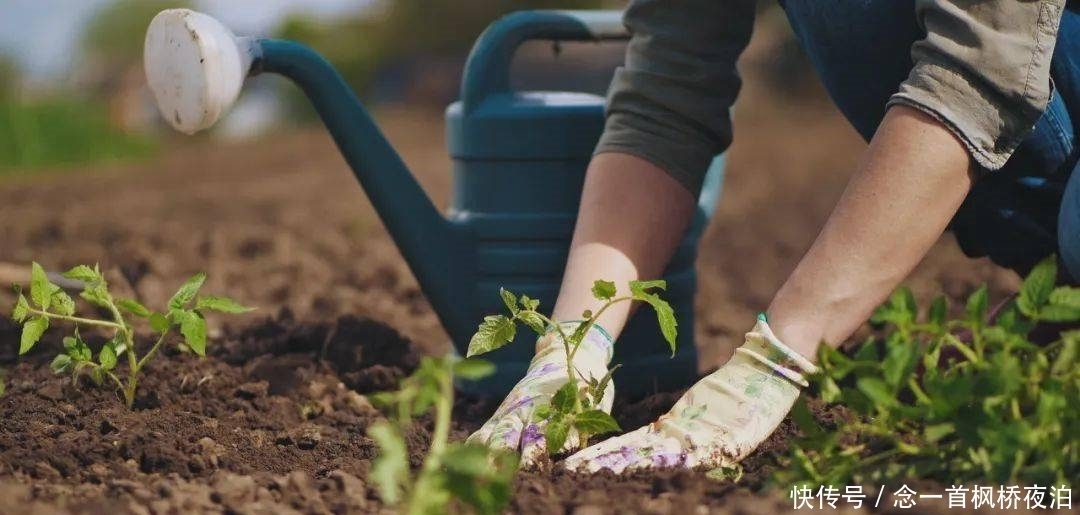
[466,323,615,467]
[563,315,817,473]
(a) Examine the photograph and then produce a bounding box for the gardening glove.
[563,314,817,473]
[466,322,615,467]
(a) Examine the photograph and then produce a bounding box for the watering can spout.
[144,9,473,341]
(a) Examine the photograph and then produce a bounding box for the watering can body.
[143,9,724,399]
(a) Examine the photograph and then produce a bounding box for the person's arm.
[767,104,974,358]
[771,0,1069,358]
[553,0,757,336]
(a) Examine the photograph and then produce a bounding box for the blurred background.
[0,0,815,172]
[0,1,1015,367]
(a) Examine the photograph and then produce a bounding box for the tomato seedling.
[12,262,251,408]
[466,279,677,455]
[780,255,1079,488]
[369,356,518,515]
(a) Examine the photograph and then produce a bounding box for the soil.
[0,16,1056,515]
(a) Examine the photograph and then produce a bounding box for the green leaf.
[551,381,577,414]
[453,358,495,380]
[588,364,620,407]
[12,294,29,323]
[519,295,539,311]
[591,280,616,301]
[643,294,677,354]
[928,296,948,330]
[499,288,519,315]
[149,312,170,333]
[1036,303,1080,322]
[443,444,517,515]
[90,366,106,386]
[544,418,571,454]
[924,422,954,444]
[573,409,621,436]
[180,310,208,356]
[966,285,989,325]
[19,317,48,354]
[1053,332,1079,375]
[116,298,151,317]
[194,296,253,314]
[881,338,916,388]
[442,443,491,477]
[50,354,73,374]
[517,311,547,335]
[466,315,516,357]
[99,342,118,371]
[62,264,99,283]
[80,285,111,308]
[29,262,51,310]
[532,404,552,422]
[1049,286,1080,308]
[629,279,667,297]
[64,332,92,362]
[368,422,408,505]
[855,377,897,408]
[169,272,207,310]
[790,397,822,437]
[50,287,75,317]
[1018,256,1056,316]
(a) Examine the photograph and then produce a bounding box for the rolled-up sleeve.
[888,0,1067,171]
[594,0,756,197]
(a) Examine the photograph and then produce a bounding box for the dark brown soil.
[0,15,1050,515]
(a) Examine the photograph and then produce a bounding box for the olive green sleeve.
[594,0,756,197]
[888,0,1067,172]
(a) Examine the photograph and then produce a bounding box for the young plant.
[777,255,1079,488]
[466,279,677,454]
[11,262,251,408]
[368,356,518,515]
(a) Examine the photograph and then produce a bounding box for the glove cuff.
[739,316,819,388]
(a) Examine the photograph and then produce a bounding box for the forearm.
[767,105,975,359]
[552,153,696,338]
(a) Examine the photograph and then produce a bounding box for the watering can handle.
[460,10,629,111]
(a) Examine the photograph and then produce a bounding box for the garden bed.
[0,98,1044,513]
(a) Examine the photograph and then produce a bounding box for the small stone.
[38,382,64,400]
[100,418,120,435]
[274,433,294,446]
[296,428,320,450]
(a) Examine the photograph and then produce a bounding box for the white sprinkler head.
[144,9,254,135]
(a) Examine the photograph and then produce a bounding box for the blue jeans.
[782,0,1080,280]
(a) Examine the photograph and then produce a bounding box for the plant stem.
[27,308,122,330]
[566,296,631,364]
[407,363,454,515]
[136,330,171,371]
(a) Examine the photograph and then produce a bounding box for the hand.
[563,315,817,473]
[466,323,615,467]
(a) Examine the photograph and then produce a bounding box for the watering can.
[143,9,724,399]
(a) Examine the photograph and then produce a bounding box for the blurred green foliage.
[0,56,18,101]
[0,0,182,173]
[275,0,614,117]
[0,99,157,173]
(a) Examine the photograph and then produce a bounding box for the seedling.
[369,356,518,515]
[778,255,1079,488]
[467,279,677,454]
[11,262,251,408]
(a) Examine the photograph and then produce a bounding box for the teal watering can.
[143,9,724,399]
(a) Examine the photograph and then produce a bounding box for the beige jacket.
[595,0,1069,196]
